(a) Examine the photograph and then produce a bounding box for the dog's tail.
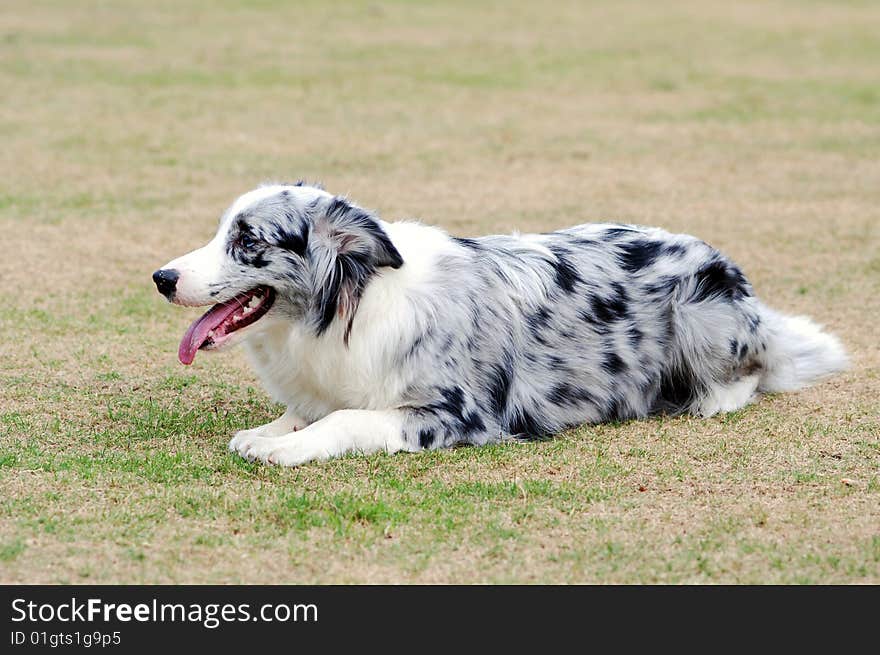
[757,304,849,393]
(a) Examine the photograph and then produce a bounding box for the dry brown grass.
[0,0,878,583]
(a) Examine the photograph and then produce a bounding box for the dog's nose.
[152,268,179,299]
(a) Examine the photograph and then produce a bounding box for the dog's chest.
[243,323,405,420]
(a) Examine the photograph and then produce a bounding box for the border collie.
[153,182,848,466]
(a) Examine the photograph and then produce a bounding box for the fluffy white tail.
[758,306,849,393]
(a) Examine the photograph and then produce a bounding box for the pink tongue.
[178,300,240,365]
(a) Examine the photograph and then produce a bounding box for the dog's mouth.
[178,286,276,365]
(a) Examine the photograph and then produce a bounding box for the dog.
[153,182,848,467]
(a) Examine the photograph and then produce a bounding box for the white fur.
[758,309,850,393]
[162,238,228,307]
[695,374,760,417]
[228,409,415,466]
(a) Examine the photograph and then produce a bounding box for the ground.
[0,0,878,583]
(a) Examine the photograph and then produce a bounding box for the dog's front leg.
[228,408,309,451]
[230,409,416,467]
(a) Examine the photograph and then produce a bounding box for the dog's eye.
[238,233,258,249]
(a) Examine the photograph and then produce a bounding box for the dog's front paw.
[230,433,330,467]
[264,439,329,467]
[229,431,248,454]
[228,411,308,452]
[228,431,273,457]
[232,435,280,462]
[230,428,259,448]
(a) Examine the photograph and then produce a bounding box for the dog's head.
[153,182,403,364]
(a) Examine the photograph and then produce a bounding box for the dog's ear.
[309,197,403,343]
[317,197,403,269]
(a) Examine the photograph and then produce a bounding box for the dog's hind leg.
[229,408,309,446]
[230,409,417,467]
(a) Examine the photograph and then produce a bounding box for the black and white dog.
[153,182,848,466]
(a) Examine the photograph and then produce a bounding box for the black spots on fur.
[432,386,464,416]
[274,222,310,257]
[461,410,486,436]
[586,283,629,326]
[729,339,754,371]
[618,239,686,271]
[654,365,700,416]
[531,306,552,326]
[487,365,512,415]
[578,309,610,334]
[617,239,664,273]
[403,332,428,362]
[250,253,270,268]
[315,269,345,337]
[418,428,436,449]
[602,226,639,240]
[278,231,307,256]
[443,387,475,426]
[548,246,582,294]
[610,282,629,309]
[227,221,249,256]
[486,351,515,416]
[526,306,553,340]
[568,237,600,249]
[662,243,688,258]
[422,386,487,438]
[602,351,626,375]
[628,326,643,349]
[692,259,751,303]
[747,313,761,334]
[453,237,482,251]
[231,247,269,267]
[643,275,679,297]
[548,383,596,408]
[483,261,504,287]
[548,384,572,406]
[547,354,567,369]
[506,407,550,438]
[604,396,629,422]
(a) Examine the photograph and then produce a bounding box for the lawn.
[0,0,878,583]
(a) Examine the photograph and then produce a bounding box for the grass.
[0,0,878,583]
